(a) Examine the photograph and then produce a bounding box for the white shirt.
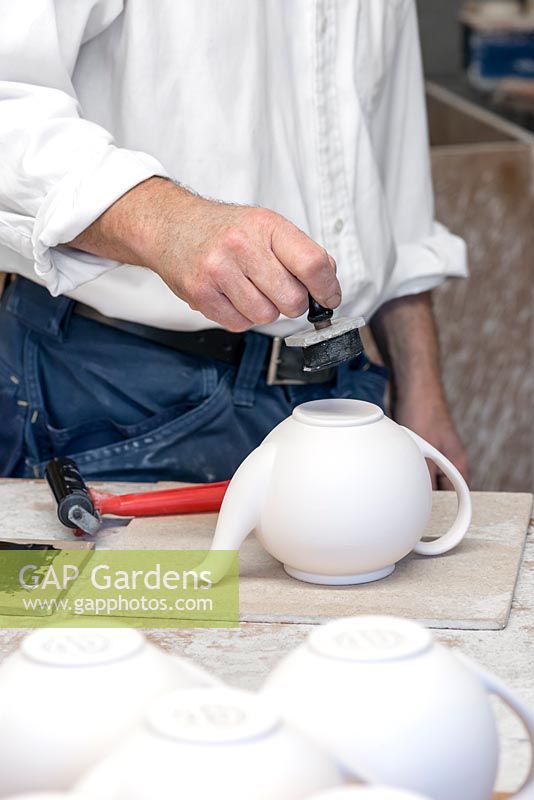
[0,0,467,336]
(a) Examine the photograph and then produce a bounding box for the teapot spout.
[201,441,277,583]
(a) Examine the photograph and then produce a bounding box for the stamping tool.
[285,293,366,372]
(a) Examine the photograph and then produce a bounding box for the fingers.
[187,284,254,332]
[426,458,439,491]
[437,473,454,492]
[243,252,309,319]
[187,264,282,331]
[216,265,280,326]
[429,460,470,491]
[455,453,471,485]
[270,218,341,309]
[437,453,470,491]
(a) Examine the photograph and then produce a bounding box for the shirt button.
[334,218,344,233]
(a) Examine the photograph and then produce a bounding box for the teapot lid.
[293,399,383,428]
[147,688,280,745]
[308,617,433,663]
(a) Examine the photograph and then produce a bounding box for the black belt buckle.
[266,337,335,386]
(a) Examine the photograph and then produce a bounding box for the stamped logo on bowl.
[21,628,145,667]
[309,617,432,662]
[148,689,279,744]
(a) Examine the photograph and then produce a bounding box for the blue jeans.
[0,277,389,482]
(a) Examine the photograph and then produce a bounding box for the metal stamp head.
[285,317,366,372]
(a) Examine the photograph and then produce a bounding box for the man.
[0,0,469,487]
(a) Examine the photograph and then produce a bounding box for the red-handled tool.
[45,456,229,535]
[91,482,229,517]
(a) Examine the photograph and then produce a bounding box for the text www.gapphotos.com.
[21,595,214,616]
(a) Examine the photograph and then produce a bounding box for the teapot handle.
[402,428,472,556]
[459,654,534,798]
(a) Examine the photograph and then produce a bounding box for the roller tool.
[45,457,229,536]
[285,294,365,372]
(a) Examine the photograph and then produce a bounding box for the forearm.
[370,291,446,407]
[371,291,469,486]
[68,176,190,267]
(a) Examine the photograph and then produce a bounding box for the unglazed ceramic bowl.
[263,615,534,800]
[0,628,219,796]
[308,789,431,800]
[207,399,471,585]
[3,796,93,799]
[76,687,342,799]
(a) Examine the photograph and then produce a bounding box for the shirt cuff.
[380,222,468,304]
[31,146,170,296]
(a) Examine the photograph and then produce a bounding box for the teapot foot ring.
[283,564,395,585]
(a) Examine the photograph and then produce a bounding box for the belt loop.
[3,276,75,340]
[232,332,270,408]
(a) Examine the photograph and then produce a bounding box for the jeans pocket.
[33,370,235,482]
[0,355,26,476]
[43,398,206,457]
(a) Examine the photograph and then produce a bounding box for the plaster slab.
[120,491,532,631]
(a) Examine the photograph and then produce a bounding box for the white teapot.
[209,399,471,584]
[262,616,534,800]
[0,628,219,796]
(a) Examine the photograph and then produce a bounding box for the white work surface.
[0,480,532,795]
[0,481,531,630]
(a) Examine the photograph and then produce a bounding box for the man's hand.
[371,292,470,490]
[68,177,340,332]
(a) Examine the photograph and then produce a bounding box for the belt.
[73,302,336,385]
